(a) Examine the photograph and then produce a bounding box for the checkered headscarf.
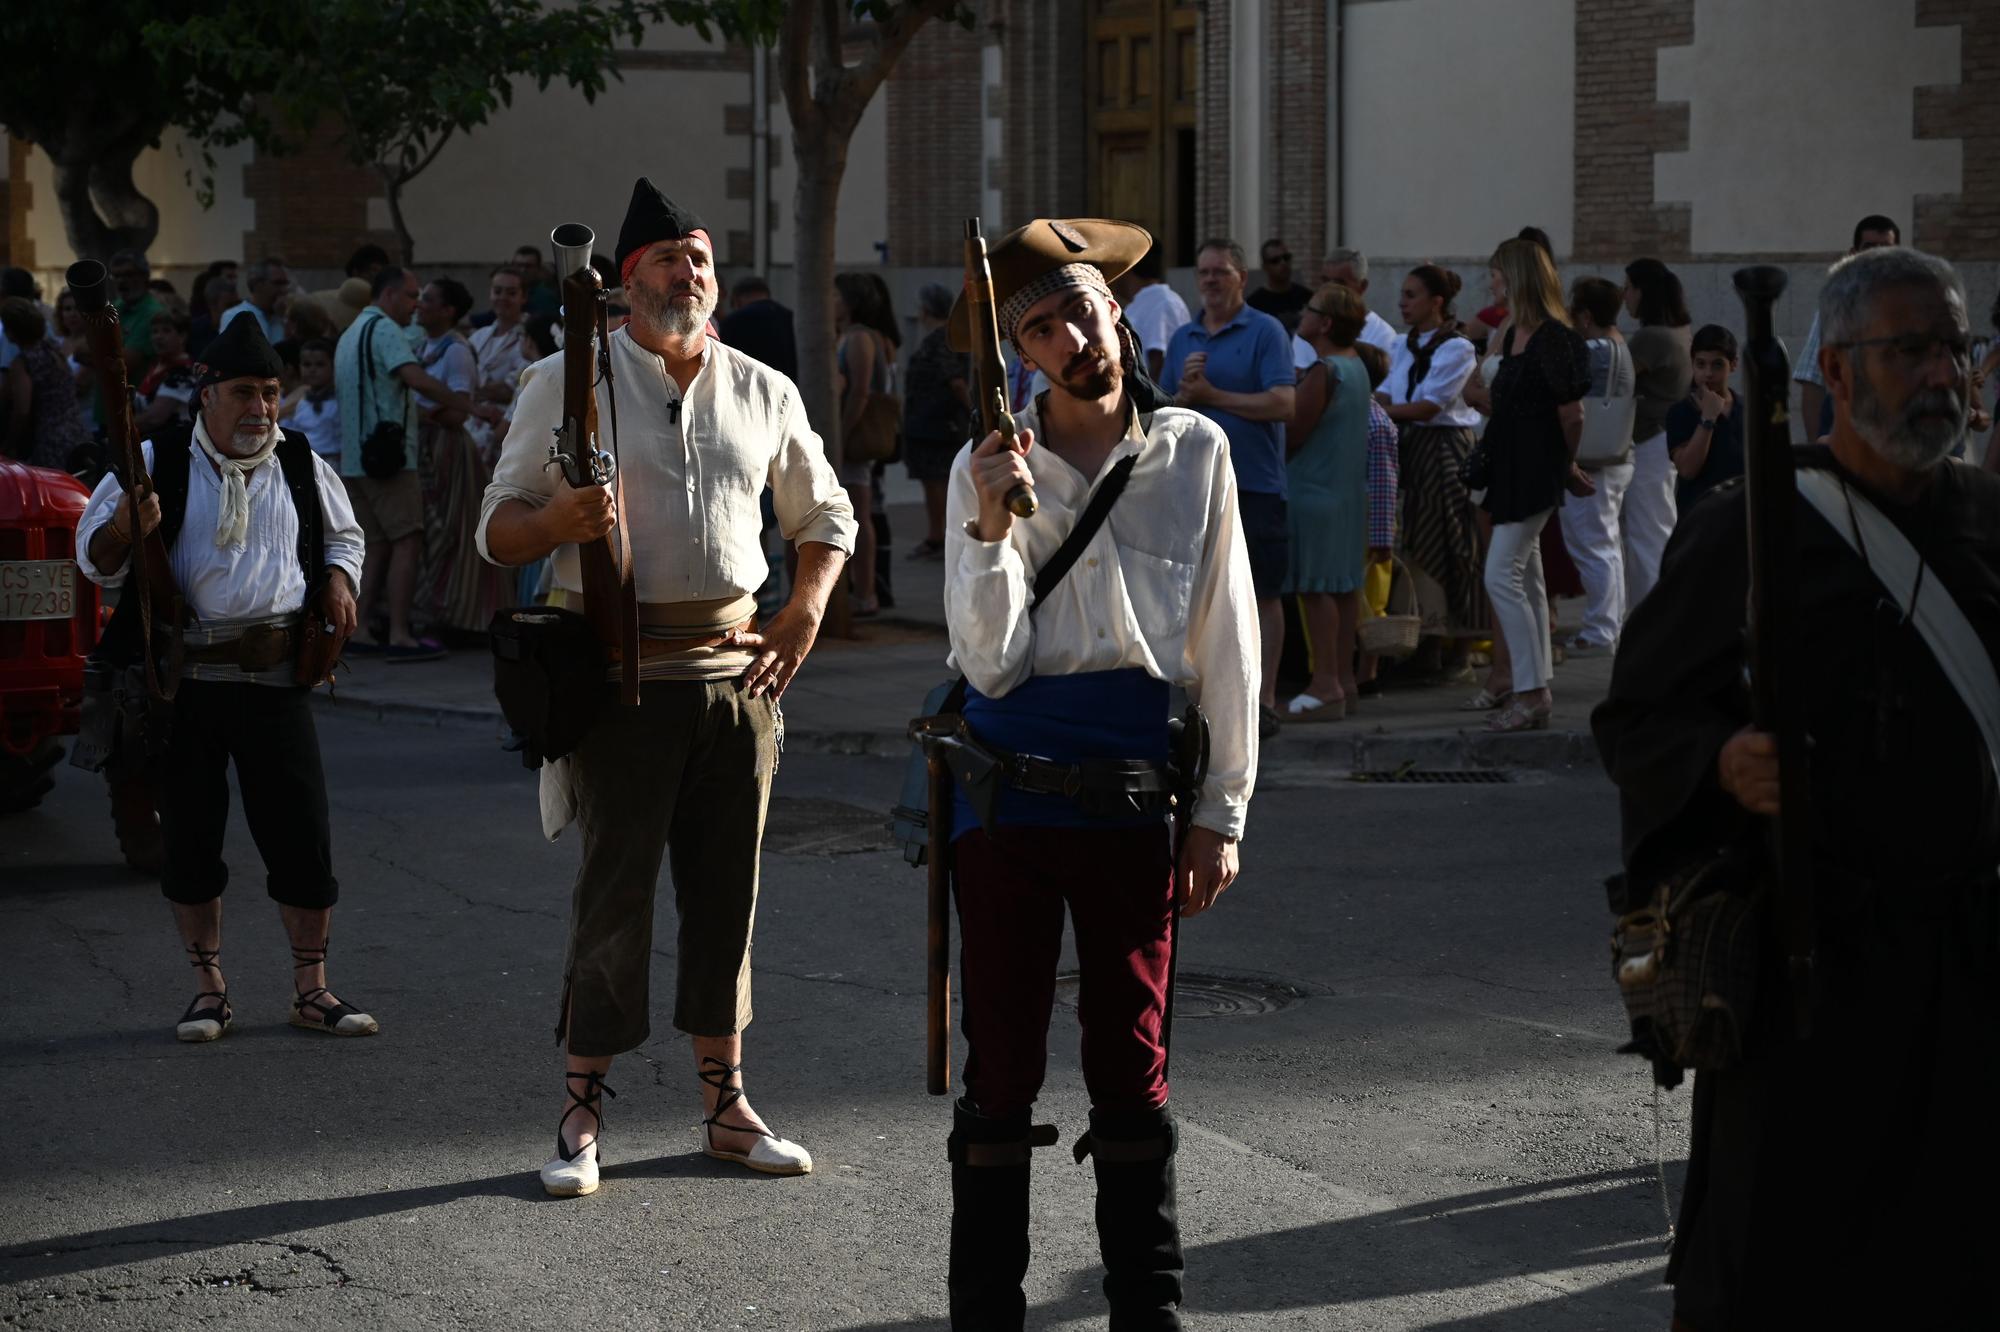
[997,262,1113,347]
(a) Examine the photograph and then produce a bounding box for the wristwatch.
[1699,417,1719,430]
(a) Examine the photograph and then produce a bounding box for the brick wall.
[1263,0,1326,262]
[1196,0,1231,240]
[1,137,34,269]
[241,120,397,268]
[998,0,1089,229]
[1916,0,2000,260]
[885,14,984,266]
[1571,0,1693,262]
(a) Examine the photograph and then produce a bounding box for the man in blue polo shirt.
[1160,238,1296,737]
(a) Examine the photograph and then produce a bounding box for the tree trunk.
[52,143,158,260]
[791,121,852,634]
[379,166,415,263]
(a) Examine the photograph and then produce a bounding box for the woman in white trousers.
[1558,278,1638,651]
[1476,240,1592,733]
[1619,259,1694,611]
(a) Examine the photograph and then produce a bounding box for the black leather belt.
[181,624,297,672]
[998,749,1176,800]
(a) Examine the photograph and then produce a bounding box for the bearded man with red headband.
[480,178,856,1197]
[939,219,1259,1330]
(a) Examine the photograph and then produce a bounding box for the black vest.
[98,424,327,662]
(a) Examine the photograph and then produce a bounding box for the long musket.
[67,260,183,699]
[549,224,639,707]
[963,218,1037,521]
[1732,265,1816,1035]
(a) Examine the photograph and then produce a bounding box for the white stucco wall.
[1340,0,1576,259]
[1655,0,1960,255]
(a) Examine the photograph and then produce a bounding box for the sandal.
[176,945,232,1043]
[541,1070,616,1197]
[1485,697,1552,733]
[696,1056,813,1176]
[289,941,381,1037]
[1459,686,1512,712]
[904,538,945,561]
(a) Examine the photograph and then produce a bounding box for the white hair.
[1818,246,1964,347]
[1323,247,1368,281]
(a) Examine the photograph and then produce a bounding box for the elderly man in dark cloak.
[1594,245,2000,1328]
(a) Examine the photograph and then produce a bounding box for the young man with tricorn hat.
[479,178,857,1198]
[74,313,376,1044]
[938,217,1260,1329]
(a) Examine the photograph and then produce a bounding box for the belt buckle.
[236,624,290,672]
[1060,766,1083,799]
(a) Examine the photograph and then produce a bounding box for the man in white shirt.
[480,178,857,1199]
[1320,247,1398,354]
[73,314,375,1046]
[940,217,1258,1330]
[217,257,291,346]
[1110,244,1191,382]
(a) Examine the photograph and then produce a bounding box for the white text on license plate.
[0,560,77,622]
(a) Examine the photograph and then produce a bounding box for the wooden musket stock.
[963,218,1036,520]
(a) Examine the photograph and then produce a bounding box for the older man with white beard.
[1594,245,2000,1326]
[75,314,375,1044]
[480,179,856,1198]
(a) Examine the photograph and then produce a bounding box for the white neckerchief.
[192,414,280,549]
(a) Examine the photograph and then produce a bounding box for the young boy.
[134,309,198,434]
[1664,324,1744,510]
[281,337,341,471]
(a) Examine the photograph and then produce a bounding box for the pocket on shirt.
[1119,548,1197,637]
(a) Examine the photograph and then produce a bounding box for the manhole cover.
[1053,971,1302,1018]
[1349,768,1515,785]
[762,798,895,856]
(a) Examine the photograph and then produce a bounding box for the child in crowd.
[1664,324,1744,510]
[280,336,341,471]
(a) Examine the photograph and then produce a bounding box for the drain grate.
[762,798,896,856]
[1054,971,1302,1019]
[1349,768,1515,785]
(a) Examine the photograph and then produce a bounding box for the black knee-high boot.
[1077,1105,1184,1330]
[947,1099,1057,1331]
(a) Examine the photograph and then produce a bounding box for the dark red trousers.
[952,822,1175,1119]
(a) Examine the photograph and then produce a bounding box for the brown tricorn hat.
[948,217,1152,352]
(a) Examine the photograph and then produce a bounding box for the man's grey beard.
[1851,372,1965,472]
[629,279,717,339]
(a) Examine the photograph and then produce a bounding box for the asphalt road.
[0,708,1684,1330]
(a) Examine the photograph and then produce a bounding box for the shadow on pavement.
[821,1166,1670,1329]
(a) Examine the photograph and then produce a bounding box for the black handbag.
[356,316,410,480]
[489,606,608,769]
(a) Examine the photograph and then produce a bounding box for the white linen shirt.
[1124,282,1193,357]
[944,400,1260,840]
[478,327,856,600]
[1384,330,1482,428]
[76,437,366,621]
[1359,309,1398,354]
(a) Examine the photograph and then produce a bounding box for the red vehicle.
[0,458,96,809]
[0,458,158,867]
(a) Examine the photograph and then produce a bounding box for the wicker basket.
[1358,557,1422,659]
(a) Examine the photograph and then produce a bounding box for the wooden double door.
[1087,0,1200,266]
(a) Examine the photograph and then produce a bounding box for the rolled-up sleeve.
[942,446,1034,698]
[477,362,560,566]
[768,388,857,556]
[1415,337,1476,412]
[74,443,152,587]
[312,453,365,589]
[1180,431,1260,840]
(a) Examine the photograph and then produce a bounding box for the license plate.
[0,560,77,622]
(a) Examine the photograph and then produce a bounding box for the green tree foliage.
[0,4,258,258]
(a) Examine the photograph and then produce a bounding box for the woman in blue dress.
[1282,284,1373,719]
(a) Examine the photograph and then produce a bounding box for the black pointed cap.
[195,310,286,384]
[615,176,708,272]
